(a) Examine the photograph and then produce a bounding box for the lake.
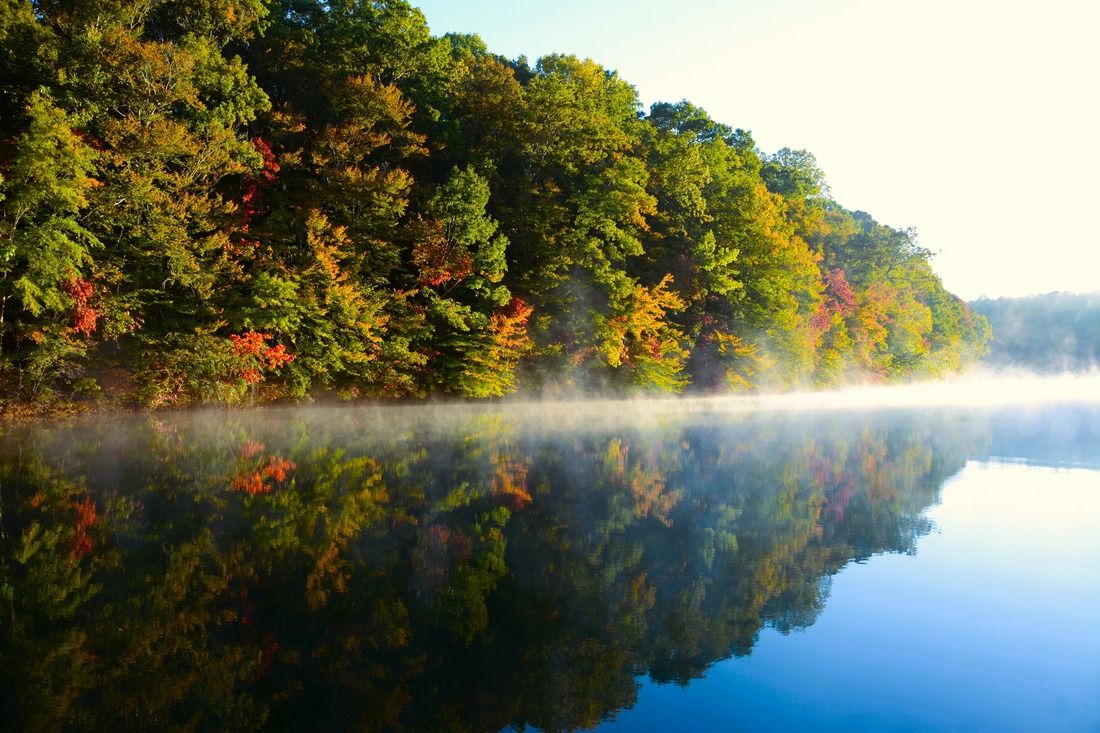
[1,395,1098,731]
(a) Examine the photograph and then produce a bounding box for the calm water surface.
[1,401,1097,731]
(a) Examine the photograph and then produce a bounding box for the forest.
[970,292,1100,373]
[0,0,991,409]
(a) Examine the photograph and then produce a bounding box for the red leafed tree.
[240,137,280,227]
[825,268,857,315]
[229,331,296,384]
[813,268,857,331]
[63,276,99,337]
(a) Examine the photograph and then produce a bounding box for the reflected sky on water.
[597,461,1100,733]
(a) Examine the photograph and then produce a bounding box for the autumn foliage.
[63,277,98,338]
[230,331,295,384]
[241,137,280,226]
[0,0,989,408]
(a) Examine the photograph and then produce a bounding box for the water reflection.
[0,404,1033,731]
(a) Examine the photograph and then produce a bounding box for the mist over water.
[411,372,1100,427]
[716,370,1100,412]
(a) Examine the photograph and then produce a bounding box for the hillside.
[0,1,989,410]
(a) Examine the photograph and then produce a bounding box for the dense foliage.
[0,0,989,407]
[970,292,1100,373]
[0,406,989,730]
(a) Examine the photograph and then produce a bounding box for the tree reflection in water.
[0,406,987,731]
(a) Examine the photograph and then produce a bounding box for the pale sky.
[414,0,1100,300]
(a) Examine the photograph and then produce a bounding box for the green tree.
[0,90,100,395]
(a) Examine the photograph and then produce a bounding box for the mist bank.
[971,292,1100,373]
[0,1,989,414]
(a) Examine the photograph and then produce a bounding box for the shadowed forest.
[0,1,990,410]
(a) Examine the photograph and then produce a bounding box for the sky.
[413,0,1100,300]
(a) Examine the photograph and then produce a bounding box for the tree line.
[970,292,1100,373]
[0,0,991,408]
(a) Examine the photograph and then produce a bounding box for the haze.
[415,0,1100,300]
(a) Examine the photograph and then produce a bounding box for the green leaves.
[0,90,101,394]
[427,166,509,301]
[0,0,987,405]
